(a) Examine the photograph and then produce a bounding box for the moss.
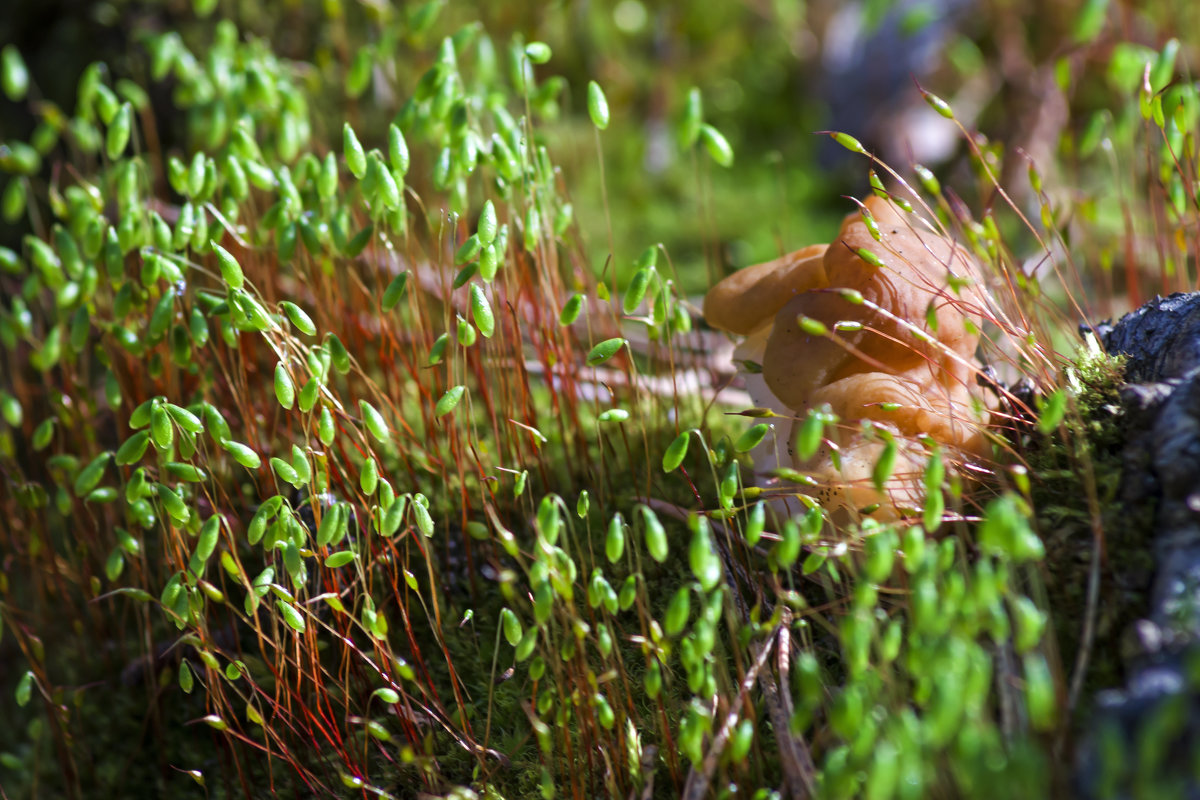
[1025,343,1156,699]
[2,1,1197,797]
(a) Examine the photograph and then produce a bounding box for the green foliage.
[0,0,1197,798]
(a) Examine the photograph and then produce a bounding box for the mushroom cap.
[791,422,929,522]
[824,195,982,363]
[703,244,829,335]
[762,196,985,411]
[706,195,994,524]
[806,370,988,457]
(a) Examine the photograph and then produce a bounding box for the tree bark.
[1078,292,1200,797]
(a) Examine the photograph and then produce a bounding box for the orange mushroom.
[704,195,991,522]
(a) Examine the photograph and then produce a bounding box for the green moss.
[2,1,1198,798]
[1026,343,1155,698]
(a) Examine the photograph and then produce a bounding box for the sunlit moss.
[1,1,1197,798]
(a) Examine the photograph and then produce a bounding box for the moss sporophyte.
[0,4,1193,799]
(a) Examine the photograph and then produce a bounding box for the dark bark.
[1078,293,1200,798]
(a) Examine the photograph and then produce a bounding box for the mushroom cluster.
[704,195,992,522]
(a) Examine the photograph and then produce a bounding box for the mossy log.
[1078,292,1200,796]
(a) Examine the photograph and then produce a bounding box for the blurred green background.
[1,0,1194,296]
